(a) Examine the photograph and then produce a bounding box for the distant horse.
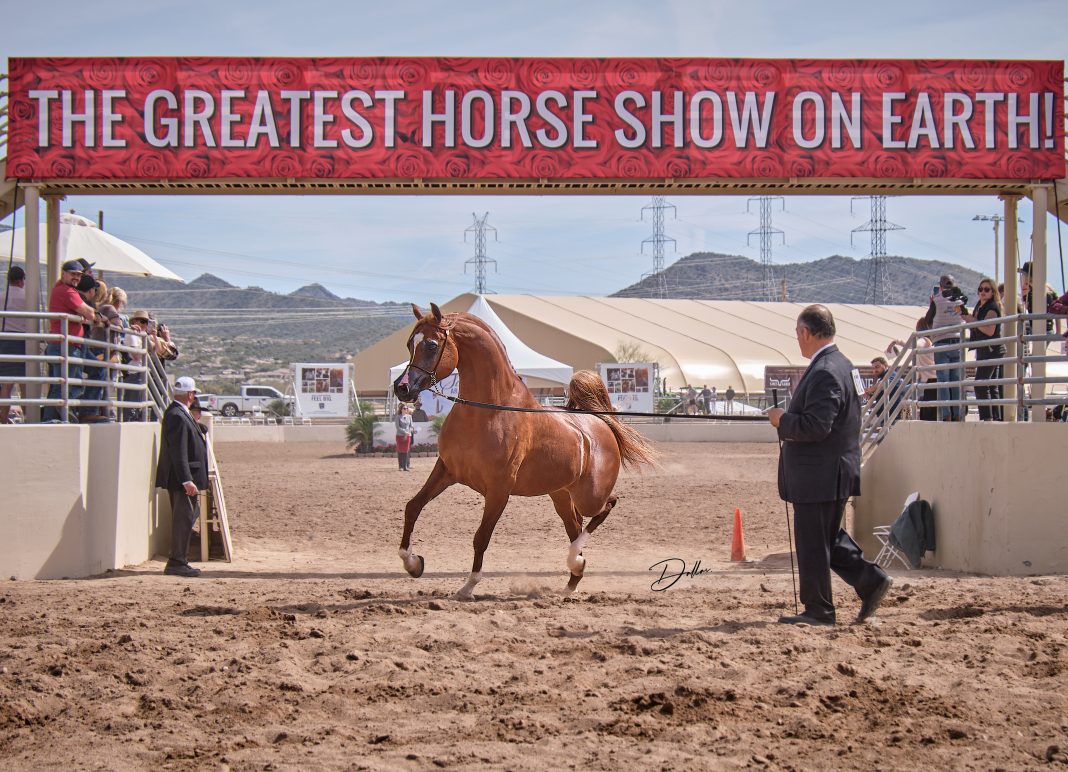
[393,303,657,599]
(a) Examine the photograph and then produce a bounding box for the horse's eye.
[424,340,439,352]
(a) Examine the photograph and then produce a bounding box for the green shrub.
[346,401,382,452]
[267,398,291,417]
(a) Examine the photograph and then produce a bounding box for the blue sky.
[3,0,1066,302]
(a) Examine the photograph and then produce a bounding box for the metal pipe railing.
[0,310,160,423]
[860,311,1067,460]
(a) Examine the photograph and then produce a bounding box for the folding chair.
[871,491,919,570]
[872,525,911,569]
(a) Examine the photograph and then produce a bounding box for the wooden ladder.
[198,434,233,562]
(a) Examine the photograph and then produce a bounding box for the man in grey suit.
[156,376,209,577]
[767,305,891,626]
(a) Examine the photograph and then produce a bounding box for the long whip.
[773,389,800,615]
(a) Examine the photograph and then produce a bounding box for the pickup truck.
[209,385,293,417]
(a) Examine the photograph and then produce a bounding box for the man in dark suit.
[767,305,891,626]
[156,376,209,577]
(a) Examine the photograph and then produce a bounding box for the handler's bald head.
[795,305,836,359]
[797,304,836,339]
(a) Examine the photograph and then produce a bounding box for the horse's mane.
[449,312,522,380]
[566,370,658,470]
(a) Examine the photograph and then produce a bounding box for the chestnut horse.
[393,303,657,599]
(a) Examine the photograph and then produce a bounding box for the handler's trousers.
[792,499,887,622]
[169,488,200,564]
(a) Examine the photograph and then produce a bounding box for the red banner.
[6,57,1064,181]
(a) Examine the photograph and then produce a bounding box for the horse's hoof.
[454,589,474,601]
[405,554,425,578]
[565,572,583,594]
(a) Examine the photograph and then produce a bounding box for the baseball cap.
[1017,261,1032,275]
[62,259,85,273]
[173,376,198,394]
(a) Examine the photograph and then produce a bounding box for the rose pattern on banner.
[6,57,1064,182]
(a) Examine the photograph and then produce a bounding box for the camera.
[941,285,968,306]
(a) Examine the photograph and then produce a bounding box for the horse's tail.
[566,370,659,470]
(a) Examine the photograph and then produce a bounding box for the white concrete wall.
[211,421,776,445]
[854,422,1065,575]
[0,423,161,579]
[210,424,347,443]
[634,421,778,443]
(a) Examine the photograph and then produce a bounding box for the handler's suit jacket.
[155,401,209,492]
[776,344,861,504]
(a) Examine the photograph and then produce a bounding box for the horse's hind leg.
[549,490,587,593]
[455,490,510,601]
[585,495,618,534]
[399,458,455,578]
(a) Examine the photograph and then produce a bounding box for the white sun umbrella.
[7,212,184,281]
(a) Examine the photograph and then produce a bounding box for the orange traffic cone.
[730,507,747,562]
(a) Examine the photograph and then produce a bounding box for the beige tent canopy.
[352,294,925,395]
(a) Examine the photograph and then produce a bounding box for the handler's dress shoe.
[164,561,201,578]
[778,613,835,627]
[855,575,893,624]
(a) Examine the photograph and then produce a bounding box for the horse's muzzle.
[393,370,421,403]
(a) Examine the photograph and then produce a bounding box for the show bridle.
[403,328,450,389]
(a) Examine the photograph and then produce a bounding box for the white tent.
[9,212,183,281]
[389,295,574,397]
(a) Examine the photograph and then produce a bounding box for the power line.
[851,196,904,304]
[746,196,786,301]
[463,212,497,294]
[640,197,677,299]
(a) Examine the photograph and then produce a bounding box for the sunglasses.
[978,287,993,293]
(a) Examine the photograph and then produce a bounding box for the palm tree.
[346,401,381,453]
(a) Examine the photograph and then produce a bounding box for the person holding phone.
[923,275,968,421]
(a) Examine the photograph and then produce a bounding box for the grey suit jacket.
[776,344,861,504]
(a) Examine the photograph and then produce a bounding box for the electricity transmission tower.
[464,212,497,295]
[640,197,677,299]
[851,196,904,305]
[746,196,786,301]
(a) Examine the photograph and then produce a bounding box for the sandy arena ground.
[0,440,1066,770]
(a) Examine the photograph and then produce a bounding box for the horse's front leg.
[399,458,455,578]
[455,490,510,601]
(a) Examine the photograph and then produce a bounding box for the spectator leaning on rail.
[961,277,1005,422]
[1,266,28,424]
[889,318,938,422]
[1018,261,1064,337]
[42,260,100,423]
[156,376,209,578]
[923,274,968,422]
[83,304,123,422]
[123,310,152,422]
[148,314,180,364]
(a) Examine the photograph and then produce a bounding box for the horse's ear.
[430,303,443,322]
[411,303,425,320]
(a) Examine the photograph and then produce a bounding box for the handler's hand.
[182,481,198,496]
[766,407,785,428]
